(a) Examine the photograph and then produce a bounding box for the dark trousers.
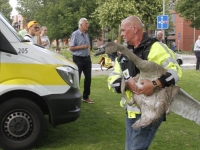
[73,55,92,99]
[195,51,200,70]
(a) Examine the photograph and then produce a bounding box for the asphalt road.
[92,64,196,76]
[92,54,196,76]
[92,64,113,76]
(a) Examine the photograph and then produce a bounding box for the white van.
[0,13,81,150]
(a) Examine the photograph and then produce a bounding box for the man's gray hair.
[78,18,88,28]
[157,30,163,36]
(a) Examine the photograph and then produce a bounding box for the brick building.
[11,15,24,31]
[168,10,200,51]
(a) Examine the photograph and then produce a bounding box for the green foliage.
[16,0,41,20]
[36,1,76,41]
[93,0,138,28]
[92,0,175,42]
[134,0,163,28]
[93,0,164,29]
[175,0,200,29]
[16,0,102,48]
[105,28,119,41]
[56,47,102,63]
[0,0,12,21]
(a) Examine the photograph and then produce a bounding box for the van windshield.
[0,12,24,41]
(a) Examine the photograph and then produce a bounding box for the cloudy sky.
[9,0,18,16]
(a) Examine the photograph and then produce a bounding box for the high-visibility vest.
[107,42,182,118]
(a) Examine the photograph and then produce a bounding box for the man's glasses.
[34,27,39,29]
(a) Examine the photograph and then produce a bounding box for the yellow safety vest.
[107,42,182,118]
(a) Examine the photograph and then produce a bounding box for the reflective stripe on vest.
[148,42,182,81]
[120,92,141,118]
[158,42,181,82]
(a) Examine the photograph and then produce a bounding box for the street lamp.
[194,13,196,44]
[163,0,165,41]
[163,0,165,15]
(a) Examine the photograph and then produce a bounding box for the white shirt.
[194,39,200,51]
[40,35,50,49]
[24,34,37,44]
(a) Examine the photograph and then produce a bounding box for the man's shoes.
[82,98,94,104]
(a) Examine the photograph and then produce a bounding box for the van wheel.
[0,98,45,150]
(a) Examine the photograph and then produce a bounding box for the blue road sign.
[157,15,169,29]
[178,32,180,41]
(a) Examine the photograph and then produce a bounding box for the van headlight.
[56,66,79,89]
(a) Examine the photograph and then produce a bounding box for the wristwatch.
[152,80,161,92]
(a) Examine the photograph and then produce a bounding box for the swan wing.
[171,88,200,125]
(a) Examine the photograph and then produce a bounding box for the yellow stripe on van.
[0,63,67,85]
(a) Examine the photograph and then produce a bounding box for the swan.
[94,42,200,129]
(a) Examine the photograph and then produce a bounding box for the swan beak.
[94,45,106,56]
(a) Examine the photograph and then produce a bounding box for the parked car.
[175,53,196,66]
[176,53,183,66]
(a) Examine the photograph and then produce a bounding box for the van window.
[0,31,18,55]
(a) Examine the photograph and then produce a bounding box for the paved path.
[92,64,113,76]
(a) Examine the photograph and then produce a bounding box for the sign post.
[178,32,180,52]
[157,15,169,42]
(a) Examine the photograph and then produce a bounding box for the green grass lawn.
[30,69,200,150]
[59,48,110,64]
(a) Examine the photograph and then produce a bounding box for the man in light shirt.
[70,18,94,104]
[194,35,200,70]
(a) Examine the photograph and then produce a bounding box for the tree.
[35,1,77,42]
[93,0,166,43]
[16,0,76,45]
[93,0,164,29]
[106,28,119,42]
[0,0,12,21]
[16,0,41,21]
[16,0,102,49]
[93,0,178,44]
[93,0,138,29]
[175,0,200,29]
